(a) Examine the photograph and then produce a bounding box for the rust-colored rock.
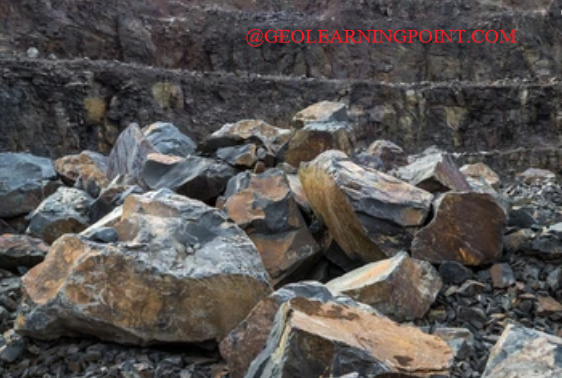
[461,162,501,189]
[216,144,258,169]
[283,122,355,167]
[16,189,272,345]
[299,150,433,262]
[412,192,506,266]
[223,169,320,285]
[245,297,453,378]
[490,263,515,288]
[55,151,109,197]
[0,234,49,272]
[292,101,348,129]
[326,251,442,321]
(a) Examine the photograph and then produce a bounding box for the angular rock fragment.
[503,229,533,254]
[395,152,471,193]
[292,101,348,129]
[285,174,311,215]
[216,144,258,169]
[223,169,319,285]
[412,192,505,266]
[490,263,515,288]
[431,328,474,360]
[537,296,562,316]
[26,187,93,244]
[439,261,472,285]
[482,324,562,377]
[16,189,272,345]
[461,163,501,189]
[0,234,49,272]
[55,151,109,197]
[0,153,60,218]
[523,223,562,259]
[140,153,236,203]
[326,252,442,321]
[107,123,158,180]
[516,168,556,185]
[283,122,355,167]
[299,150,433,262]
[353,140,408,172]
[89,181,143,223]
[245,297,453,378]
[142,122,196,157]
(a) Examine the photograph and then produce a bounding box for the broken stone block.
[16,189,272,345]
[482,324,562,377]
[439,261,472,285]
[524,223,562,259]
[216,144,258,169]
[107,123,158,180]
[431,328,474,360]
[412,192,505,266]
[299,150,433,262]
[142,122,196,157]
[0,234,49,272]
[26,187,94,244]
[326,252,442,321]
[537,296,562,316]
[292,101,348,129]
[55,151,109,197]
[516,168,557,185]
[285,174,311,215]
[0,153,60,218]
[353,140,408,172]
[140,153,236,203]
[490,263,516,288]
[395,152,471,193]
[245,297,453,378]
[283,122,355,167]
[88,181,144,223]
[504,229,533,254]
[223,169,320,285]
[460,163,501,189]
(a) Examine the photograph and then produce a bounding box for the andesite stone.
[142,122,196,157]
[292,101,348,129]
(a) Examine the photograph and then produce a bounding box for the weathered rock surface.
[412,192,506,266]
[0,235,49,273]
[0,153,60,219]
[327,252,442,321]
[216,145,258,169]
[88,180,144,223]
[461,163,501,189]
[291,101,348,130]
[245,297,453,378]
[223,169,319,285]
[353,140,408,172]
[55,151,109,197]
[283,122,356,167]
[482,325,562,378]
[142,122,196,157]
[26,187,94,244]
[299,150,433,262]
[16,189,272,345]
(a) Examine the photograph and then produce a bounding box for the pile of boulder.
[0,101,561,378]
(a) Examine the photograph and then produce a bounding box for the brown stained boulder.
[245,297,453,378]
[490,263,516,288]
[482,324,562,378]
[292,101,348,129]
[201,120,291,155]
[395,152,471,193]
[107,123,158,180]
[55,151,109,197]
[460,163,501,189]
[0,153,60,218]
[16,189,272,345]
[139,153,237,203]
[223,169,320,285]
[0,234,49,272]
[283,122,355,167]
[142,122,196,157]
[326,252,442,321]
[26,187,94,245]
[216,144,258,169]
[412,192,506,266]
[299,150,433,262]
[516,168,557,185]
[353,140,408,172]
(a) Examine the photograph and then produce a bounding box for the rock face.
[223,169,320,285]
[291,101,348,129]
[16,189,272,345]
[0,153,60,219]
[412,192,506,266]
[299,150,433,262]
[461,163,501,189]
[55,151,109,197]
[353,140,408,172]
[142,122,196,157]
[26,187,94,244]
[216,145,258,169]
[0,234,49,273]
[326,252,442,321]
[283,122,356,167]
[482,325,562,378]
[245,297,453,378]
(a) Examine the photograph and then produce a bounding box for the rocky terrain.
[1,0,562,377]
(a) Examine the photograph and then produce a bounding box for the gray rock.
[353,140,408,172]
[142,122,196,157]
[439,261,472,285]
[292,101,348,129]
[216,145,258,169]
[0,234,49,272]
[107,123,158,180]
[86,227,119,243]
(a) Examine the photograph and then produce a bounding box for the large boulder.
[142,122,196,157]
[482,324,562,378]
[326,252,442,321]
[107,123,158,180]
[0,153,60,218]
[223,169,320,286]
[292,101,348,129]
[16,189,272,345]
[245,296,453,378]
[0,234,49,273]
[299,150,433,262]
[55,151,109,197]
[26,187,94,244]
[412,192,506,266]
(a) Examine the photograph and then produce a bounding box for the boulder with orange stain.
[460,162,501,189]
[291,101,348,130]
[326,251,442,321]
[16,189,272,345]
[223,169,320,286]
[244,296,453,378]
[55,151,109,197]
[412,192,506,266]
[299,150,433,263]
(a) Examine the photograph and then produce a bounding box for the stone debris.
[291,101,348,129]
[54,151,109,197]
[353,139,408,172]
[0,235,49,273]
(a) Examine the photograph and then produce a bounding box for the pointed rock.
[107,123,158,180]
[142,122,196,157]
[292,101,348,129]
